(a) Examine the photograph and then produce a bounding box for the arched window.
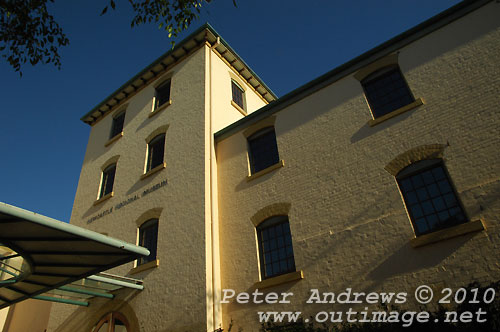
[247,127,280,174]
[256,216,295,279]
[396,159,467,236]
[99,163,116,199]
[154,79,171,110]
[146,133,165,172]
[92,312,130,332]
[231,80,245,110]
[138,218,159,265]
[361,65,414,118]
[110,110,125,139]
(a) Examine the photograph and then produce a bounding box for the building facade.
[47,0,499,331]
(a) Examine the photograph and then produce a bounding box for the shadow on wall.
[367,232,480,282]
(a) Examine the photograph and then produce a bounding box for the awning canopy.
[0,202,149,309]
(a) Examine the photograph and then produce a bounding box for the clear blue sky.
[0,0,461,222]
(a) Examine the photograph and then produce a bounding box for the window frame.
[92,312,130,332]
[247,126,280,175]
[99,164,116,199]
[256,215,296,280]
[231,80,246,111]
[145,133,165,173]
[109,110,125,139]
[361,65,415,119]
[396,159,468,237]
[138,218,159,266]
[154,79,171,110]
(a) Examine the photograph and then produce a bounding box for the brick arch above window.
[101,155,120,171]
[250,202,292,227]
[385,144,447,176]
[353,53,399,82]
[135,208,163,227]
[145,124,170,143]
[243,116,277,138]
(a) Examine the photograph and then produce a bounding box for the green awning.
[0,202,149,309]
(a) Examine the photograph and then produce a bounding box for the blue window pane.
[415,218,428,234]
[438,210,450,222]
[277,237,284,248]
[438,180,452,194]
[268,227,275,238]
[406,191,418,204]
[400,178,413,192]
[416,188,429,200]
[248,128,280,174]
[427,184,440,198]
[422,171,434,185]
[272,262,280,274]
[275,224,283,236]
[432,167,446,180]
[411,175,424,188]
[448,207,461,217]
[427,214,439,229]
[421,201,435,215]
[262,241,269,252]
[410,205,423,218]
[258,218,295,280]
[398,164,467,236]
[432,197,446,211]
[443,193,456,208]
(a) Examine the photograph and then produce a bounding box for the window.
[146,133,165,172]
[155,80,171,110]
[397,160,467,236]
[257,216,296,280]
[231,80,245,110]
[362,66,414,118]
[110,111,125,139]
[247,127,280,174]
[138,218,158,265]
[92,312,130,332]
[99,164,116,199]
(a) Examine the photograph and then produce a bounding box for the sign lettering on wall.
[86,179,168,224]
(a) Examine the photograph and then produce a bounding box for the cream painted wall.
[49,46,209,332]
[2,300,52,332]
[216,2,500,330]
[209,49,268,132]
[48,37,272,332]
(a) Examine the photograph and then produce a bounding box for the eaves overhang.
[0,202,149,309]
[81,23,277,126]
[214,0,491,142]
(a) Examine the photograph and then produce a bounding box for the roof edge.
[80,23,277,125]
[214,0,491,142]
[0,202,149,257]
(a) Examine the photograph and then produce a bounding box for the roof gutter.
[214,0,491,142]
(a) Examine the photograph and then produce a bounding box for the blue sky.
[0,0,461,222]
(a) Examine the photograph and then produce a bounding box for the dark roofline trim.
[81,23,277,125]
[214,0,490,142]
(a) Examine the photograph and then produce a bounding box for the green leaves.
[0,0,69,75]
[122,0,212,42]
[2,0,232,75]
